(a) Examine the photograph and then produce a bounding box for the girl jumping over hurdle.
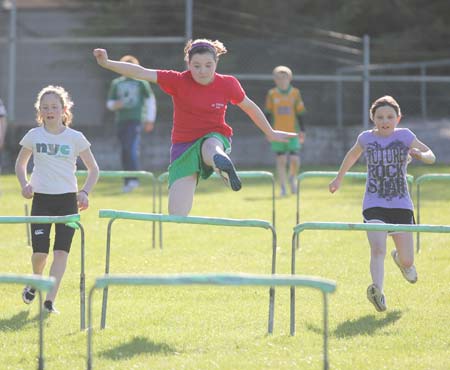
[15,85,99,313]
[329,95,435,312]
[93,39,296,216]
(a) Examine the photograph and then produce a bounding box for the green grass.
[1,165,449,370]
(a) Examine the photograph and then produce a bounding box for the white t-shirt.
[20,126,91,194]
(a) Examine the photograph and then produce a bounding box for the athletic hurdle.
[157,171,275,249]
[290,222,450,336]
[0,274,55,370]
[98,209,278,332]
[415,173,450,252]
[0,214,87,330]
[87,273,336,370]
[76,170,157,248]
[295,171,414,249]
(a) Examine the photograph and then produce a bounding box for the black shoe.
[43,300,60,314]
[22,286,36,304]
[213,154,242,191]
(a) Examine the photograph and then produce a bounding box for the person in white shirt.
[15,85,99,314]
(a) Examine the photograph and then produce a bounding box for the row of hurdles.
[3,212,450,369]
[74,169,450,251]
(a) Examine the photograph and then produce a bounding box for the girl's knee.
[398,253,414,268]
[370,243,386,257]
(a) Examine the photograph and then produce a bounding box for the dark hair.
[184,38,227,63]
[370,95,402,121]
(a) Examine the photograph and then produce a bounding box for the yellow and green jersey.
[265,86,305,133]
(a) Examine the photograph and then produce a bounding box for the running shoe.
[43,300,60,314]
[391,250,418,283]
[367,284,387,312]
[22,286,36,304]
[213,154,242,191]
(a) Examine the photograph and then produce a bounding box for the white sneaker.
[391,250,418,284]
[367,284,387,312]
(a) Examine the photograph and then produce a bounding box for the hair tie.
[189,42,216,53]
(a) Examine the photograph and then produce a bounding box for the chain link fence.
[1,2,449,169]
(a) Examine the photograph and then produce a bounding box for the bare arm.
[409,138,436,164]
[15,147,34,199]
[329,141,363,193]
[77,148,100,211]
[237,96,297,142]
[93,48,157,83]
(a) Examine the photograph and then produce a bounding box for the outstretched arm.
[237,96,297,142]
[409,138,436,164]
[93,48,157,83]
[329,141,363,193]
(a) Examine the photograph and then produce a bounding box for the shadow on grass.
[304,310,402,338]
[0,310,32,331]
[333,310,402,338]
[243,196,274,202]
[99,336,177,360]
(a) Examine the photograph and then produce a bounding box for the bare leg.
[45,250,69,302]
[168,174,197,216]
[392,232,414,268]
[289,154,300,178]
[201,137,226,167]
[202,137,241,191]
[31,252,48,275]
[276,154,288,195]
[288,154,300,193]
[366,230,388,291]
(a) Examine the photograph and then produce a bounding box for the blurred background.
[1,0,450,171]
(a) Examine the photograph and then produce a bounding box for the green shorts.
[168,133,231,188]
[271,137,301,153]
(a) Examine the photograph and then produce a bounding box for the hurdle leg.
[101,220,114,329]
[323,292,330,370]
[38,291,44,370]
[268,227,277,334]
[79,224,86,330]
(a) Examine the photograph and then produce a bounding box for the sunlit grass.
[0,164,449,369]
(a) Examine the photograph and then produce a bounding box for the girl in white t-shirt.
[15,85,99,314]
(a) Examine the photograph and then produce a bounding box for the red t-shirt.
[157,70,246,143]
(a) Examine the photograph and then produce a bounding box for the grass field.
[0,165,449,369]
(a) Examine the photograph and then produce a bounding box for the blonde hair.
[34,85,74,126]
[120,54,140,65]
[184,38,227,62]
[370,95,402,121]
[273,65,293,79]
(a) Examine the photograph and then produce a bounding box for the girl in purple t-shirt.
[329,95,435,312]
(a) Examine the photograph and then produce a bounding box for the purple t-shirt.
[358,128,416,210]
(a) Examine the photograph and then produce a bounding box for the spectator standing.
[107,55,156,192]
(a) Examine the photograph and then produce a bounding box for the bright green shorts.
[168,133,231,188]
[271,137,301,153]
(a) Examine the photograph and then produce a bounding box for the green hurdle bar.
[98,209,278,332]
[0,214,87,330]
[76,170,157,248]
[291,221,450,337]
[87,272,336,370]
[295,171,414,249]
[1,274,55,370]
[157,170,275,249]
[415,173,450,252]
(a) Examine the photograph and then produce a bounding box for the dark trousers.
[118,120,141,184]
